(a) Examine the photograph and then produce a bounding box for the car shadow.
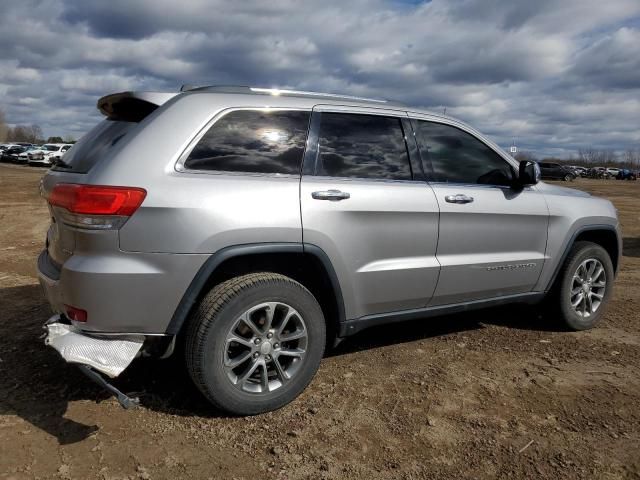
[0,283,560,441]
[0,284,101,445]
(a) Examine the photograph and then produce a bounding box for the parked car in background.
[0,144,15,157]
[1,145,27,163]
[616,169,637,181]
[606,168,620,177]
[570,166,587,176]
[538,161,576,181]
[43,143,72,162]
[17,146,44,164]
[25,146,52,166]
[587,167,610,179]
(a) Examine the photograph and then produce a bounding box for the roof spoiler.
[97,91,178,122]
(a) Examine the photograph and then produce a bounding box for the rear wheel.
[185,273,325,415]
[552,241,614,330]
[564,174,572,181]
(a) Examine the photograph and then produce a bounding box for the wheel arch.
[166,243,346,343]
[545,224,621,291]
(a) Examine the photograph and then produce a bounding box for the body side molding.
[339,292,545,337]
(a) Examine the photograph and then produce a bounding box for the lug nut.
[265,355,271,361]
[253,352,259,358]
[273,343,279,349]
[267,332,273,339]
[254,338,261,345]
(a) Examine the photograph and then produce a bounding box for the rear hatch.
[41,91,177,269]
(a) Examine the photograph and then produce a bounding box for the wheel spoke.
[236,358,260,386]
[592,265,604,282]
[227,334,254,348]
[272,356,290,384]
[585,293,593,314]
[263,302,278,331]
[590,291,604,300]
[571,286,583,296]
[587,261,596,278]
[592,281,606,288]
[240,312,263,337]
[277,309,296,336]
[225,350,252,368]
[280,328,306,342]
[259,362,269,392]
[278,347,305,359]
[571,293,584,308]
[577,264,587,282]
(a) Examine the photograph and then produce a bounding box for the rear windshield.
[52,119,137,173]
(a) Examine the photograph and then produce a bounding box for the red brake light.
[49,184,146,216]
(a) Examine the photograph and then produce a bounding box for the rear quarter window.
[183,110,310,175]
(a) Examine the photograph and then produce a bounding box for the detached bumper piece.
[44,318,144,409]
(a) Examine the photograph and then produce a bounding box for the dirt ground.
[0,163,638,480]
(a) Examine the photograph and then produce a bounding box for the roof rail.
[249,87,387,103]
[180,85,388,103]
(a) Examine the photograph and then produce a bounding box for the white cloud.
[0,0,638,155]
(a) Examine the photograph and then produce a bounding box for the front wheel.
[552,241,614,330]
[564,174,572,181]
[185,273,326,415]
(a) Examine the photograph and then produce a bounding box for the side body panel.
[406,112,550,305]
[301,177,441,318]
[533,182,620,291]
[300,106,441,319]
[429,183,549,305]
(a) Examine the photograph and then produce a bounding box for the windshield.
[44,145,60,151]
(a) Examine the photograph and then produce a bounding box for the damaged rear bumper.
[44,315,145,408]
[44,316,145,378]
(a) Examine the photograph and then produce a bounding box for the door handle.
[312,189,351,201]
[445,194,474,204]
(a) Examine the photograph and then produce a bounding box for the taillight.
[48,184,146,230]
[64,304,87,322]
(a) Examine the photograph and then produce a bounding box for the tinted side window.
[185,110,310,174]
[414,121,513,186]
[316,113,411,180]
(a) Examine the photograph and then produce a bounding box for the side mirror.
[517,160,540,187]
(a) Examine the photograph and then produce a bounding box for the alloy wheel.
[570,258,606,318]
[223,302,308,394]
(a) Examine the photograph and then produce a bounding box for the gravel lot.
[1,163,639,479]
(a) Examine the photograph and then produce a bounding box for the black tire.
[185,272,326,415]
[564,174,572,182]
[551,241,614,331]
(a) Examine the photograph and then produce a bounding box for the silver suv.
[39,86,621,414]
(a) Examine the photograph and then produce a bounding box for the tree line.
[0,108,75,144]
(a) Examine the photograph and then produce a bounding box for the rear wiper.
[51,157,72,169]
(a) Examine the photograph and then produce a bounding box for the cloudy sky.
[0,0,638,157]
